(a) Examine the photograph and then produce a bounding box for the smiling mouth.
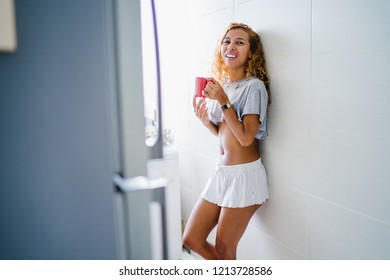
[225,54,237,58]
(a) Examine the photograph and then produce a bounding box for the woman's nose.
[227,43,235,50]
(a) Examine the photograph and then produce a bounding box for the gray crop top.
[207,77,268,140]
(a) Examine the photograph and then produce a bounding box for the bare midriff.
[218,121,260,165]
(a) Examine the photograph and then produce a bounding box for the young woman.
[182,23,271,260]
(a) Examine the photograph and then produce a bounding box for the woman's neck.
[229,69,246,82]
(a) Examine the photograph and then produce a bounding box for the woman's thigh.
[216,204,261,247]
[183,198,221,243]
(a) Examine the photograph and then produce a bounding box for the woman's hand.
[192,95,210,126]
[202,78,229,105]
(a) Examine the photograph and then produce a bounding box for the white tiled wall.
[157,0,390,259]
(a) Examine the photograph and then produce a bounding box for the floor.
[181,248,196,260]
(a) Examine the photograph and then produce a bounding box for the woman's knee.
[215,240,227,259]
[215,238,236,260]
[182,232,203,252]
[182,233,194,249]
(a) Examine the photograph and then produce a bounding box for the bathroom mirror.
[141,0,161,153]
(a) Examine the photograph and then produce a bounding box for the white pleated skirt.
[201,158,269,208]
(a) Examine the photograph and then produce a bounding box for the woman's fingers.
[192,95,197,111]
[198,101,207,116]
[194,99,207,118]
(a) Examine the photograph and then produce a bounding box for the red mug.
[194,77,210,98]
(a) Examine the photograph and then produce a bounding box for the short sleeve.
[240,86,261,118]
[235,80,268,140]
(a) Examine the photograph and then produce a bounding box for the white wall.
[157,0,390,259]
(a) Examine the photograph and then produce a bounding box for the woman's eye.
[236,41,244,45]
[223,40,230,45]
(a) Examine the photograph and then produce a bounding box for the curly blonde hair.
[212,23,271,105]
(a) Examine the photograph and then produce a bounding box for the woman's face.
[221,28,252,71]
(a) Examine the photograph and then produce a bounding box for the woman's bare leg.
[182,198,221,259]
[215,204,261,260]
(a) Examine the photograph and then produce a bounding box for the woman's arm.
[221,109,259,146]
[203,79,259,146]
